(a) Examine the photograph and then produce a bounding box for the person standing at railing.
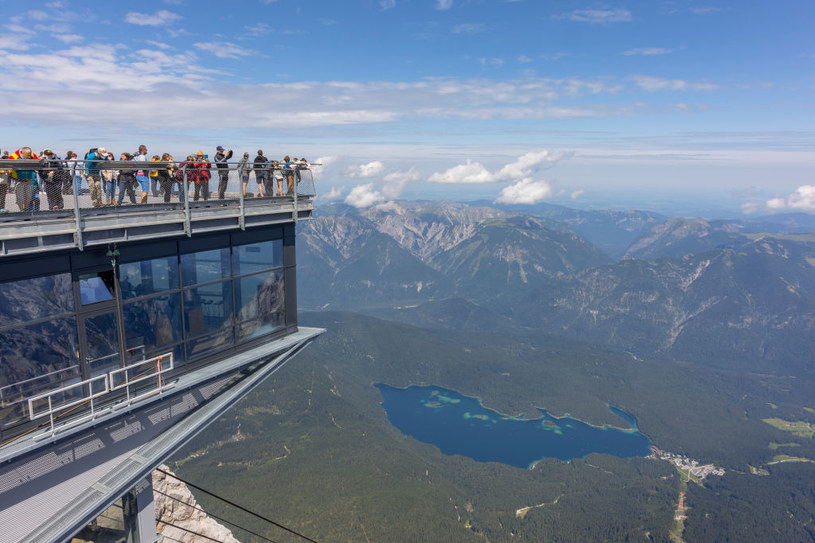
[237,152,252,197]
[62,151,76,195]
[0,152,9,212]
[101,152,118,206]
[272,160,284,196]
[192,151,211,201]
[283,155,295,196]
[253,150,267,198]
[133,144,150,204]
[84,146,106,208]
[175,155,193,203]
[9,147,41,211]
[40,149,67,210]
[158,153,175,203]
[116,153,138,206]
[149,154,161,198]
[214,145,233,199]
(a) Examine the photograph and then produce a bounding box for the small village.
[651,446,726,482]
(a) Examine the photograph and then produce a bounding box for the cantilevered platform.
[0,327,323,543]
[0,159,324,542]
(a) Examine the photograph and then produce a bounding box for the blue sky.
[1,0,814,215]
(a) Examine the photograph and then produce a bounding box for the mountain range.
[298,201,815,376]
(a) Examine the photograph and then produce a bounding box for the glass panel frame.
[119,256,179,300]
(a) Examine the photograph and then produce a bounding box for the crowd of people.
[0,145,310,212]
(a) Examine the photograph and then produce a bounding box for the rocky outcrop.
[153,464,240,543]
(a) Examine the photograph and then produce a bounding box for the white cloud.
[194,41,255,59]
[621,47,673,56]
[146,40,173,50]
[246,23,271,36]
[125,10,182,26]
[436,0,454,9]
[765,185,815,211]
[430,151,569,185]
[28,10,49,21]
[559,8,632,24]
[322,186,343,200]
[496,178,554,204]
[631,75,717,92]
[494,150,567,180]
[380,0,397,10]
[429,160,493,183]
[518,54,533,63]
[0,35,32,51]
[453,23,483,34]
[571,189,585,199]
[55,34,84,44]
[345,183,385,208]
[347,161,385,178]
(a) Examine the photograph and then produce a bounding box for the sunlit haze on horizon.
[2,0,814,216]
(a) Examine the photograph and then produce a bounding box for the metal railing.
[27,374,110,439]
[0,364,80,408]
[26,351,174,438]
[0,159,317,255]
[109,352,174,408]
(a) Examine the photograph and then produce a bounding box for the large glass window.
[183,282,233,338]
[122,294,182,356]
[0,273,74,327]
[235,270,285,340]
[233,240,283,276]
[0,317,80,427]
[183,282,234,360]
[119,256,179,300]
[181,248,231,287]
[79,271,115,305]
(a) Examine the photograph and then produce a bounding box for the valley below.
[171,201,815,542]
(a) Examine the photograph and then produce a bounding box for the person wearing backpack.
[214,145,233,199]
[253,150,268,198]
[10,147,41,211]
[84,146,107,207]
[192,151,211,201]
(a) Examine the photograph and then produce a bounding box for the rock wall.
[153,464,241,543]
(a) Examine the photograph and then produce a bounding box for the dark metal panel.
[0,253,70,282]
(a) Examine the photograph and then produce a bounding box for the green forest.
[171,312,815,542]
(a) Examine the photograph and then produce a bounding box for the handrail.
[0,364,80,405]
[24,351,174,437]
[109,352,174,407]
[27,374,109,437]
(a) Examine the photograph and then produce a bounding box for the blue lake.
[376,384,652,469]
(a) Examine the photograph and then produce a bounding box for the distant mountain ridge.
[298,200,815,374]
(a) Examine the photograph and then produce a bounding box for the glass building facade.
[0,225,297,441]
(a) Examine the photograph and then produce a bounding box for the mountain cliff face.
[298,202,609,309]
[518,237,815,374]
[153,465,239,543]
[623,217,748,260]
[298,201,815,374]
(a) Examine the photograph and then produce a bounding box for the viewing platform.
[0,158,324,541]
[0,159,316,257]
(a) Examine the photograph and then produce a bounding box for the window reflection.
[122,294,182,354]
[181,248,230,287]
[0,273,74,326]
[119,256,179,300]
[235,270,285,328]
[183,282,233,338]
[0,317,79,427]
[79,271,115,305]
[233,240,283,276]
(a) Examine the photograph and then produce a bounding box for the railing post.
[183,167,191,237]
[293,171,298,223]
[239,165,245,230]
[72,177,83,250]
